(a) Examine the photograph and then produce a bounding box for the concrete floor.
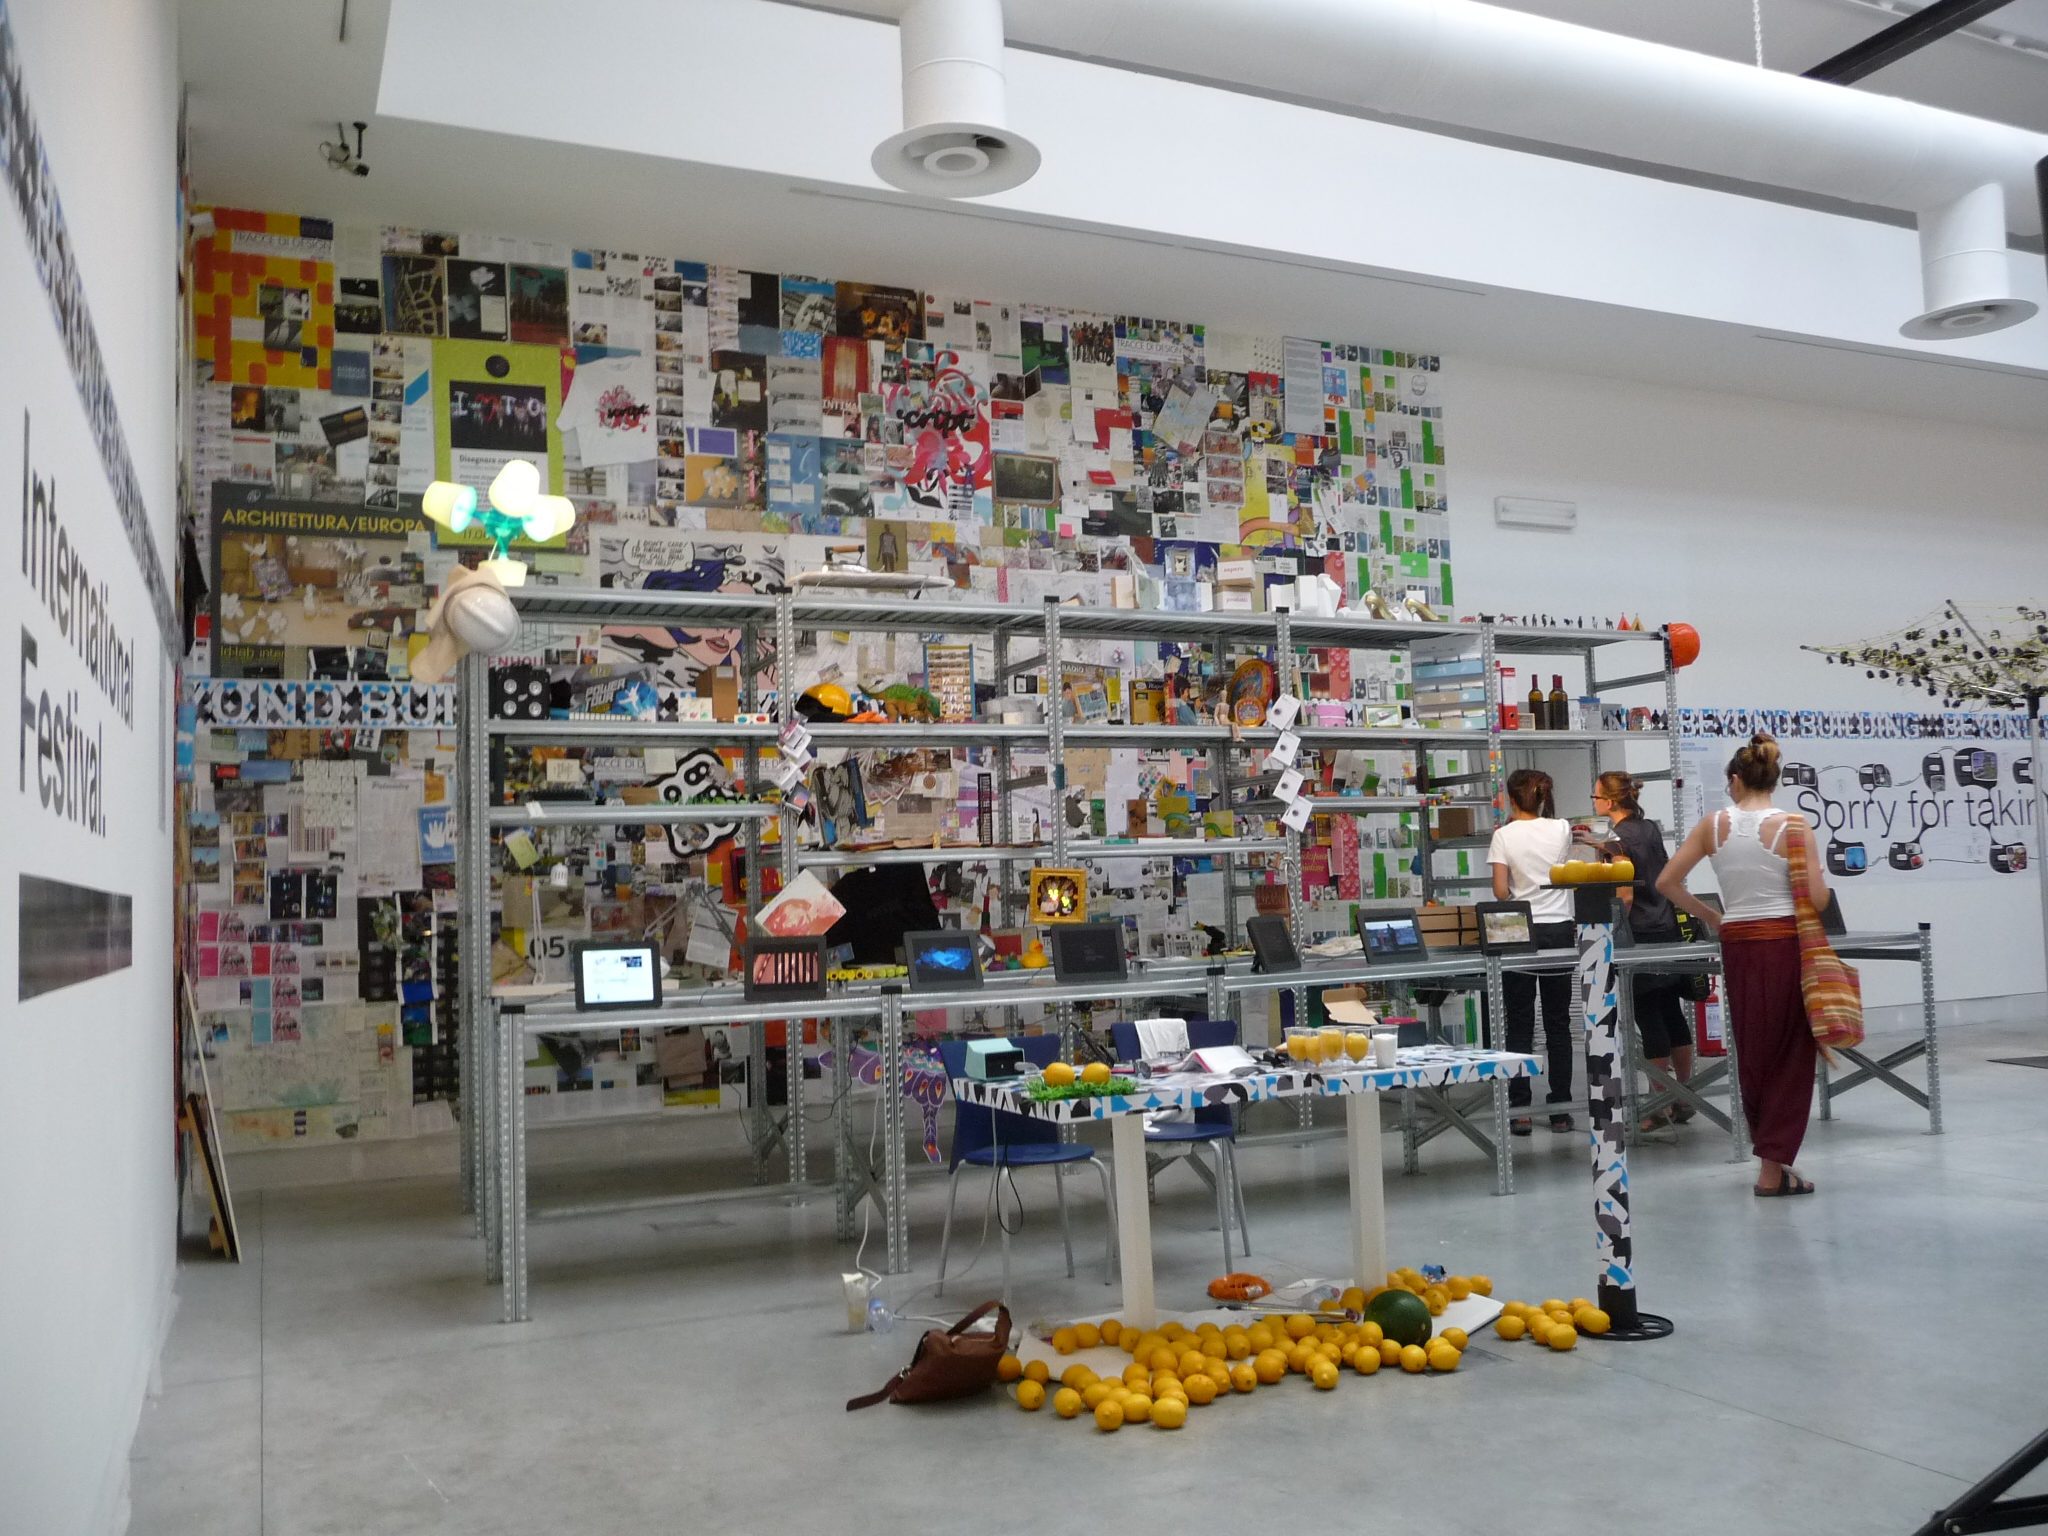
[131,1016,2048,1536]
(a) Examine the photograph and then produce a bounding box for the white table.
[955,1047,1541,1329]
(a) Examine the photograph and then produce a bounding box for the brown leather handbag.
[846,1300,1013,1410]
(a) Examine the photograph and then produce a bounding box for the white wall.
[1449,357,2048,1008]
[0,0,182,1532]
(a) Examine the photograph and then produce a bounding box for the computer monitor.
[903,929,983,991]
[1050,922,1128,985]
[573,941,663,1011]
[1246,913,1300,973]
[1356,908,1424,965]
[1475,901,1538,954]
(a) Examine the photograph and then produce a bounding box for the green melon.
[1364,1288,1434,1347]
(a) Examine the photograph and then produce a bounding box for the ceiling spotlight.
[872,0,1038,198]
[319,121,370,179]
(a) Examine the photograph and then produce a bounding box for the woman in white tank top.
[1657,733,1830,1198]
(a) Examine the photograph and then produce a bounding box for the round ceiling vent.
[872,123,1040,197]
[1899,296,2037,340]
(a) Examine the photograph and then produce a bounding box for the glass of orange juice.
[1318,1026,1345,1061]
[1345,1031,1373,1061]
[1286,1032,1315,1062]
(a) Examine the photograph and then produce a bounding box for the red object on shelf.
[1666,622,1701,669]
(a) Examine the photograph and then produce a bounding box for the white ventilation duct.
[871,0,1040,196]
[824,0,2047,337]
[1902,182,2038,338]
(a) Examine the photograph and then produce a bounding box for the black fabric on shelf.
[822,863,941,963]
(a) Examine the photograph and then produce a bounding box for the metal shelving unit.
[456,587,1682,1271]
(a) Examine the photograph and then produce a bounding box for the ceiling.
[179,0,2048,431]
[1483,0,2048,132]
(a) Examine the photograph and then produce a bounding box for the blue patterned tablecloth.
[953,1048,1541,1123]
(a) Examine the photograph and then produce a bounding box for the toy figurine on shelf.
[1020,938,1050,969]
[876,684,939,722]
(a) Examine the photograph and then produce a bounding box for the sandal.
[1670,1103,1697,1125]
[1754,1170,1815,1197]
[1510,1117,1532,1137]
[1638,1110,1670,1134]
[1549,1114,1575,1134]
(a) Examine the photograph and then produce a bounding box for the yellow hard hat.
[803,682,852,715]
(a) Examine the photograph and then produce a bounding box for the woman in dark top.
[1594,771,1694,1132]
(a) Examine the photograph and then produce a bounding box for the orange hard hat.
[1666,622,1700,669]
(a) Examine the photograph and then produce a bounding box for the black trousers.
[1503,920,1576,1109]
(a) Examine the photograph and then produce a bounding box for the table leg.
[1346,1090,1387,1289]
[1110,1114,1156,1331]
[1920,924,1943,1136]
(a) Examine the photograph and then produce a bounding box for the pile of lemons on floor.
[1491,1295,1610,1350]
[998,1268,1499,1432]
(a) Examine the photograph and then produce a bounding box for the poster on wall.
[209,484,434,677]
[1679,708,2037,883]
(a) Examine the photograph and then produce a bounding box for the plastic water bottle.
[866,1297,895,1335]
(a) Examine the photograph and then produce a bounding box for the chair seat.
[1144,1121,1234,1144]
[961,1143,1099,1168]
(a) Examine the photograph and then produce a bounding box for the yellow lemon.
[1246,1323,1276,1351]
[1353,1345,1382,1375]
[1053,1387,1083,1418]
[1254,1352,1287,1384]
[1578,1307,1612,1336]
[1340,1286,1368,1312]
[1447,1277,1472,1301]
[1423,1289,1448,1316]
[1547,1324,1578,1351]
[1222,1329,1252,1360]
[1161,1322,1189,1342]
[1121,1393,1153,1423]
[1059,1364,1094,1390]
[1074,1323,1101,1350]
[1284,1313,1317,1340]
[1400,1344,1428,1374]
[1469,1275,1494,1296]
[997,1354,1024,1382]
[1094,1399,1124,1432]
[1099,1319,1124,1347]
[1494,1315,1526,1341]
[1147,1346,1179,1373]
[1083,1381,1117,1409]
[1311,1359,1341,1390]
[1230,1362,1259,1393]
[1152,1395,1188,1429]
[1017,1379,1046,1410]
[1541,1299,1567,1314]
[1570,1297,1592,1311]
[1440,1327,1468,1351]
[1360,1321,1384,1347]
[1378,1339,1404,1367]
[1042,1061,1076,1087]
[1023,1359,1051,1385]
[1080,1061,1112,1086]
[1177,1349,1207,1378]
[1052,1327,1078,1355]
[1427,1342,1461,1372]
[1121,1363,1150,1388]
[1184,1374,1218,1406]
[1501,1301,1528,1320]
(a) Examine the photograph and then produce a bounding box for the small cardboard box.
[1434,806,1477,838]
[1417,905,1480,948]
[1217,558,1258,588]
[1322,985,1380,1028]
[706,665,739,722]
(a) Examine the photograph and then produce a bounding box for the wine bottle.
[1527,675,1546,731]
[1548,675,1570,732]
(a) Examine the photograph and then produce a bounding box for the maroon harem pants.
[1721,923,1816,1166]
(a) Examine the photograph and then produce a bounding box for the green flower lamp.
[419,459,575,587]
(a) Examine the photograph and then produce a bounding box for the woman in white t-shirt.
[1487,768,1576,1135]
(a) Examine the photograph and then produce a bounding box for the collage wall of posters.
[182,205,1463,1149]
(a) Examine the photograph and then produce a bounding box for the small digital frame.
[1356,909,1425,965]
[1246,913,1300,973]
[1474,901,1538,954]
[573,941,663,1012]
[1049,922,1128,985]
[741,936,828,1003]
[903,930,983,991]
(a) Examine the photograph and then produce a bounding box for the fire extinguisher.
[1695,974,1726,1057]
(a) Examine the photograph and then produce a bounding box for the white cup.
[1372,1031,1399,1067]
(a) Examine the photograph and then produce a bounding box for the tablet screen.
[1481,908,1533,948]
[576,943,660,1009]
[1361,917,1423,961]
[907,931,981,989]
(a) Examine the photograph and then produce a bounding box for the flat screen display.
[1359,913,1424,964]
[1246,913,1300,973]
[1476,902,1537,953]
[574,942,662,1011]
[743,937,828,1002]
[905,929,982,991]
[1050,922,1127,984]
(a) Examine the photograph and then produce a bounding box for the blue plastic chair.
[933,1036,1115,1298]
[1109,1019,1252,1272]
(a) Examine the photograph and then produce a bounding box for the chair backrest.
[1106,1018,1238,1127]
[1108,1017,1239,1061]
[936,1036,1062,1168]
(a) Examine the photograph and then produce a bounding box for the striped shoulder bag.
[1783,818,1864,1062]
